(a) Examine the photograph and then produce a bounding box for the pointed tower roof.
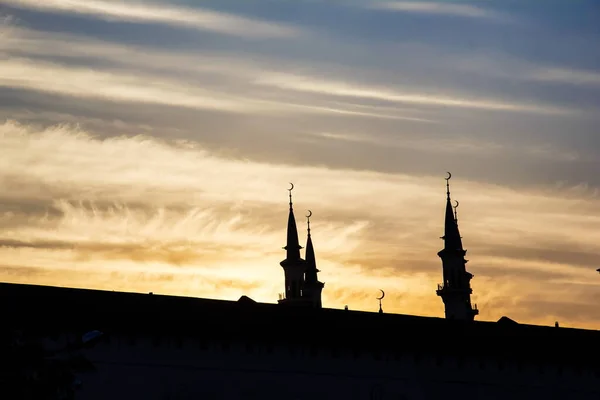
[443,172,463,251]
[284,183,302,260]
[305,210,319,284]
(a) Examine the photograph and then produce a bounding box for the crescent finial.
[288,182,294,191]
[453,200,459,221]
[445,171,452,181]
[306,209,312,218]
[376,289,385,300]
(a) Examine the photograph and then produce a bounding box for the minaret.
[302,210,324,308]
[436,172,479,321]
[278,183,308,305]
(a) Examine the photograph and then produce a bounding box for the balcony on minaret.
[436,283,448,296]
[436,282,474,295]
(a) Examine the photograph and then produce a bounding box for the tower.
[278,183,308,305]
[303,210,324,308]
[436,172,478,321]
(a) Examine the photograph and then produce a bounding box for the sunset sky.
[0,0,599,329]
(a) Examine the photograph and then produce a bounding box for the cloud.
[0,264,264,299]
[0,57,269,114]
[452,53,600,88]
[254,72,573,115]
[0,10,15,28]
[0,236,255,266]
[0,26,275,78]
[0,57,416,120]
[518,299,599,328]
[1,26,580,128]
[477,242,600,271]
[528,67,600,87]
[2,31,436,122]
[1,121,599,328]
[307,131,576,161]
[2,0,301,39]
[4,23,591,150]
[369,1,512,22]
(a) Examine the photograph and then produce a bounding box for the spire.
[284,183,302,260]
[443,172,463,251]
[305,210,318,284]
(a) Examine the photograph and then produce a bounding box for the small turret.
[302,210,324,308]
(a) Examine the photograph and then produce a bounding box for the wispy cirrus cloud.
[528,67,600,87]
[0,57,264,113]
[0,31,420,130]
[255,72,573,115]
[0,25,582,125]
[0,57,419,120]
[0,26,266,79]
[308,131,584,163]
[369,1,512,22]
[1,0,301,39]
[452,53,600,88]
[0,9,17,38]
[0,26,436,121]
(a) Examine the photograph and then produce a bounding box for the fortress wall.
[73,333,599,400]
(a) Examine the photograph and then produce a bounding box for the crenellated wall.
[73,333,600,400]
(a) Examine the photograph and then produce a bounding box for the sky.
[0,0,599,329]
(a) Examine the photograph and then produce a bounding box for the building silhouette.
[1,174,599,399]
[280,174,478,320]
[277,184,324,308]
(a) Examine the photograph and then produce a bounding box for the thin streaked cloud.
[529,67,600,87]
[1,0,301,39]
[255,72,574,115]
[0,25,584,121]
[0,58,265,113]
[369,1,512,22]
[452,53,600,88]
[0,57,424,120]
[0,27,436,123]
[0,26,267,78]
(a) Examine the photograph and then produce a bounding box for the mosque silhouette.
[277,173,477,322]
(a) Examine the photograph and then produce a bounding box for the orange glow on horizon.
[0,121,598,331]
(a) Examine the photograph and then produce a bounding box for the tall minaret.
[302,210,324,308]
[278,183,308,305]
[436,172,479,321]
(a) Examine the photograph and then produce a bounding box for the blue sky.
[0,0,599,326]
